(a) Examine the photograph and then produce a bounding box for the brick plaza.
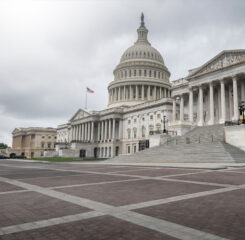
[0,160,245,240]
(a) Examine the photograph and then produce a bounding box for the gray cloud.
[0,0,245,145]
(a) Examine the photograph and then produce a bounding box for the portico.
[171,50,245,128]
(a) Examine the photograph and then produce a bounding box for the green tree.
[0,143,8,149]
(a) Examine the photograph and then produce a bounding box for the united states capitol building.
[55,14,245,159]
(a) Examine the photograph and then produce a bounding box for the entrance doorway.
[133,145,137,153]
[94,148,97,158]
[115,146,119,156]
[80,149,86,158]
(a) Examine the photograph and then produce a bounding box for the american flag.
[86,87,94,93]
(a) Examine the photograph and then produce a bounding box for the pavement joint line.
[15,173,88,181]
[0,189,30,195]
[119,184,245,211]
[106,167,164,174]
[111,211,229,240]
[49,178,144,190]
[0,211,104,236]
[0,164,237,188]
[218,170,245,174]
[159,177,234,187]
[0,176,230,240]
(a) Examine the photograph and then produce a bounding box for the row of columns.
[71,122,94,142]
[109,85,170,104]
[97,119,123,141]
[117,69,167,81]
[71,119,123,142]
[173,75,244,125]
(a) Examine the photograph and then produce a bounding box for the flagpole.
[85,87,87,109]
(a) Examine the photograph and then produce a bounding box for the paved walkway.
[0,159,245,240]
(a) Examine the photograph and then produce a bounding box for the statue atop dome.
[140,12,145,27]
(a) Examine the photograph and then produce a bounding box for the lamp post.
[239,101,245,124]
[163,115,167,134]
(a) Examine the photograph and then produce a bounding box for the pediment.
[188,50,245,78]
[70,109,90,121]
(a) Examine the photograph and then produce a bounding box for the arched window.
[149,70,151,77]
[133,128,137,139]
[142,126,146,138]
[154,71,156,78]
[139,69,141,76]
[121,71,123,78]
[134,70,136,76]
[127,129,131,139]
[144,70,147,77]
[129,70,131,77]
[125,70,127,77]
[158,72,160,78]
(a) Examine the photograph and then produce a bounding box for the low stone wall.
[225,125,245,151]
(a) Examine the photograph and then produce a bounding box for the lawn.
[26,157,107,162]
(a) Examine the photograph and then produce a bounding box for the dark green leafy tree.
[0,143,8,149]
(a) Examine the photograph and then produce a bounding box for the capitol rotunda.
[108,14,171,107]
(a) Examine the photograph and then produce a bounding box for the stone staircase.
[109,124,245,163]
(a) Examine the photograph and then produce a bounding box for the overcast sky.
[0,0,245,145]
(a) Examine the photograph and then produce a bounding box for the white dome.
[120,42,164,64]
[107,13,171,108]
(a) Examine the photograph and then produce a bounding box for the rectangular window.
[150,115,153,120]
[134,70,136,76]
[144,70,147,77]
[48,142,51,148]
[139,70,141,76]
[127,146,130,154]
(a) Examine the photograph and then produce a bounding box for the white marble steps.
[109,125,245,163]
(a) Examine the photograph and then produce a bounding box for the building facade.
[11,127,57,158]
[56,14,245,159]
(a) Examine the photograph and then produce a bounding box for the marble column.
[88,122,91,141]
[147,86,151,100]
[229,84,233,121]
[198,86,204,126]
[97,122,100,141]
[108,119,111,140]
[159,87,162,99]
[232,76,239,120]
[130,86,133,100]
[118,87,121,101]
[136,85,138,100]
[241,79,245,101]
[209,82,214,125]
[79,124,82,141]
[142,85,144,100]
[189,88,193,122]
[101,121,104,141]
[164,88,167,98]
[220,79,226,123]
[112,119,116,140]
[154,86,157,100]
[105,120,108,140]
[180,94,184,122]
[119,119,123,139]
[172,98,176,122]
[91,122,94,142]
